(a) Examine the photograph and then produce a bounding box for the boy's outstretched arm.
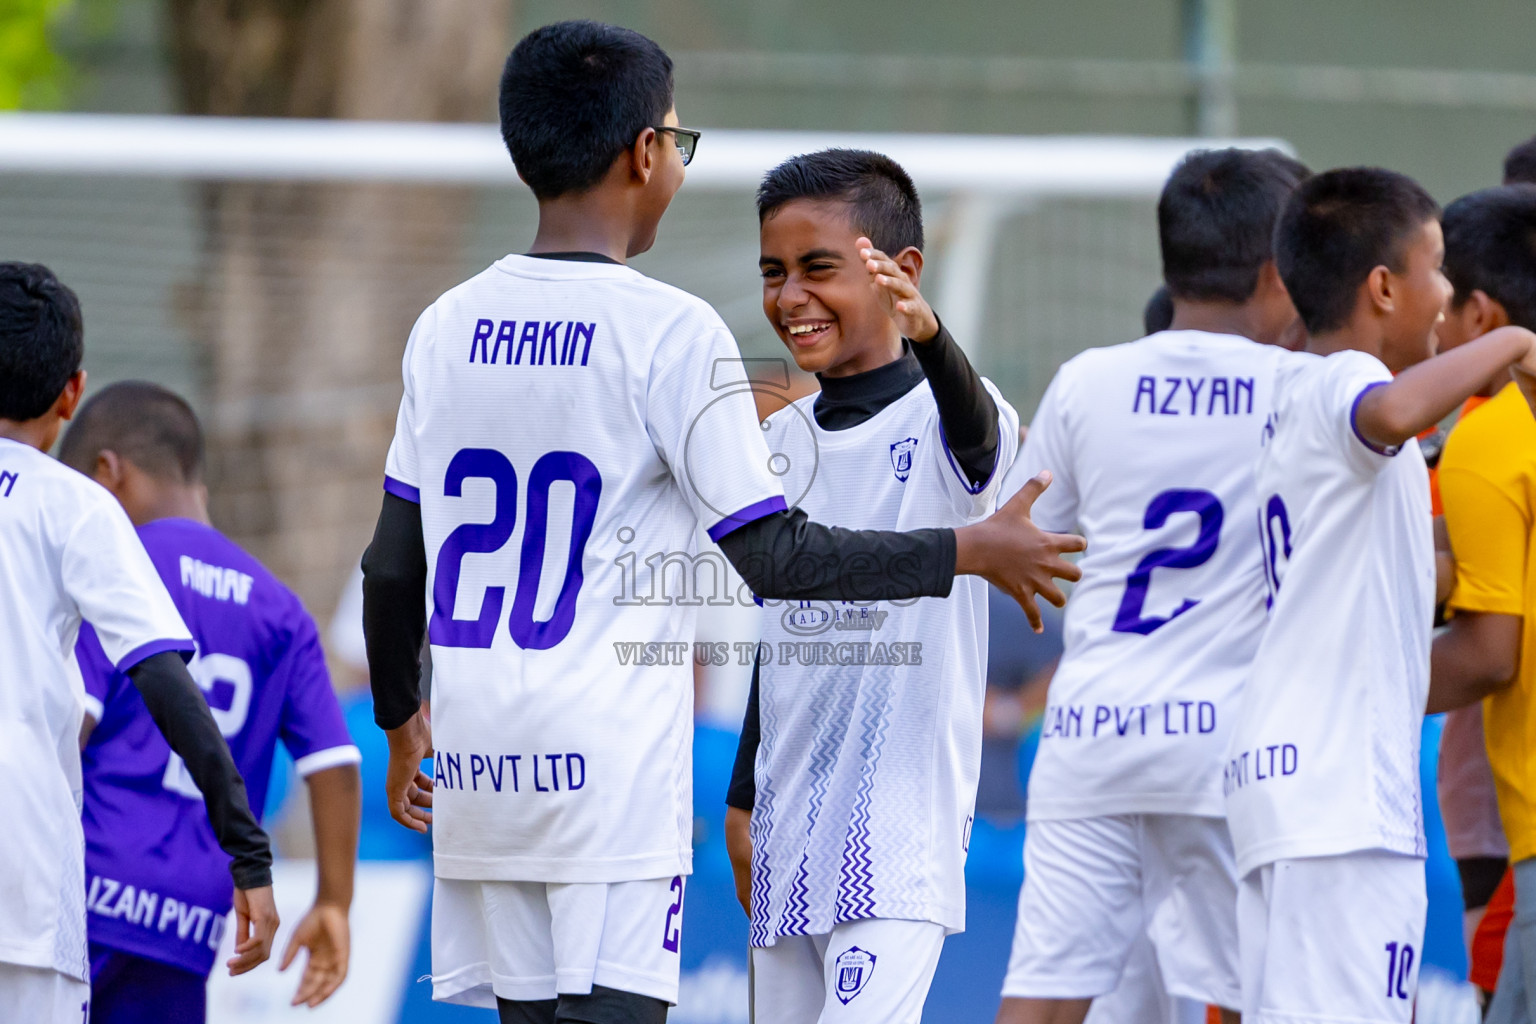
[1354,326,1536,448]
[860,238,999,486]
[361,493,434,833]
[125,651,279,973]
[279,762,361,1007]
[718,471,1083,632]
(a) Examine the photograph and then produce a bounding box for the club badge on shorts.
[834,946,877,1004]
[890,437,918,482]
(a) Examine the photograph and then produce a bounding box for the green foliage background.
[0,0,116,109]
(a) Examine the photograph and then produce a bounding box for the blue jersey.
[77,518,360,976]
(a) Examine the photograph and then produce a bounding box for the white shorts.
[751,918,945,1024]
[1238,852,1426,1024]
[1002,814,1241,1008]
[430,875,685,1007]
[0,962,88,1024]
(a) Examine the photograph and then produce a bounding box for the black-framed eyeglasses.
[654,126,701,167]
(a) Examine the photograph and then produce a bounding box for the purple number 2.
[430,448,602,651]
[1111,488,1224,635]
[662,876,684,953]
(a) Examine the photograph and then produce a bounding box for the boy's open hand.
[955,471,1086,632]
[859,236,939,343]
[385,709,434,833]
[280,902,351,1007]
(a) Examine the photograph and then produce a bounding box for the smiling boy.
[722,149,1022,1023]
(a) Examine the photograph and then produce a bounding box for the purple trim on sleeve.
[1349,381,1402,457]
[707,495,789,543]
[383,475,421,503]
[115,637,196,674]
[937,420,1004,496]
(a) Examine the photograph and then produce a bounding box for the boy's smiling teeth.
[787,322,832,336]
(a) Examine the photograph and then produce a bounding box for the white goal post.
[0,113,1290,355]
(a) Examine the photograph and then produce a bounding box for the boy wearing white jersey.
[720,149,1022,1023]
[996,148,1310,1024]
[360,24,1083,1024]
[1228,167,1536,1024]
[0,262,277,1023]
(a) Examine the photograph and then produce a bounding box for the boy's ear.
[627,126,658,186]
[1257,260,1289,298]
[1365,264,1395,317]
[93,449,125,491]
[56,370,86,421]
[1471,289,1512,333]
[892,246,924,287]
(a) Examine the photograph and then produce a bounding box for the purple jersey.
[77,518,359,977]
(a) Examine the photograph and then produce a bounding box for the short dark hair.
[1503,135,1536,185]
[59,381,204,484]
[1143,285,1174,335]
[1158,148,1311,304]
[756,149,924,254]
[1274,168,1441,335]
[499,21,675,200]
[0,262,83,422]
[1442,185,1536,331]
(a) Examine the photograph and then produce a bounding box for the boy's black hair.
[1158,148,1311,304]
[59,381,204,484]
[1273,168,1441,335]
[499,21,675,201]
[1503,135,1536,185]
[756,149,924,254]
[1143,285,1174,335]
[0,262,84,422]
[1442,185,1536,331]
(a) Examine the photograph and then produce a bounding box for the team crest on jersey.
[889,437,918,482]
[834,946,877,1004]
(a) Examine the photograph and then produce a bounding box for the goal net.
[0,114,1288,628]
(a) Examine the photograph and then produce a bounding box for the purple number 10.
[430,448,602,651]
[1384,941,1415,1000]
[1111,488,1224,635]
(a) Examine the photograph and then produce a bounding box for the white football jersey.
[384,255,785,883]
[0,439,192,980]
[750,379,1019,944]
[1225,350,1432,876]
[1007,331,1291,821]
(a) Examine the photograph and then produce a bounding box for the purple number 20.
[430,448,602,651]
[1111,488,1224,635]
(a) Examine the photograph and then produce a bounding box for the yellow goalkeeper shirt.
[1440,381,1536,862]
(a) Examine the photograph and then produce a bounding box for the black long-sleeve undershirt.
[908,323,1000,487]
[361,496,955,731]
[725,320,1000,811]
[126,652,273,890]
[725,665,761,811]
[363,493,430,731]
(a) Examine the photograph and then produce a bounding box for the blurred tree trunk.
[165,0,513,628]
